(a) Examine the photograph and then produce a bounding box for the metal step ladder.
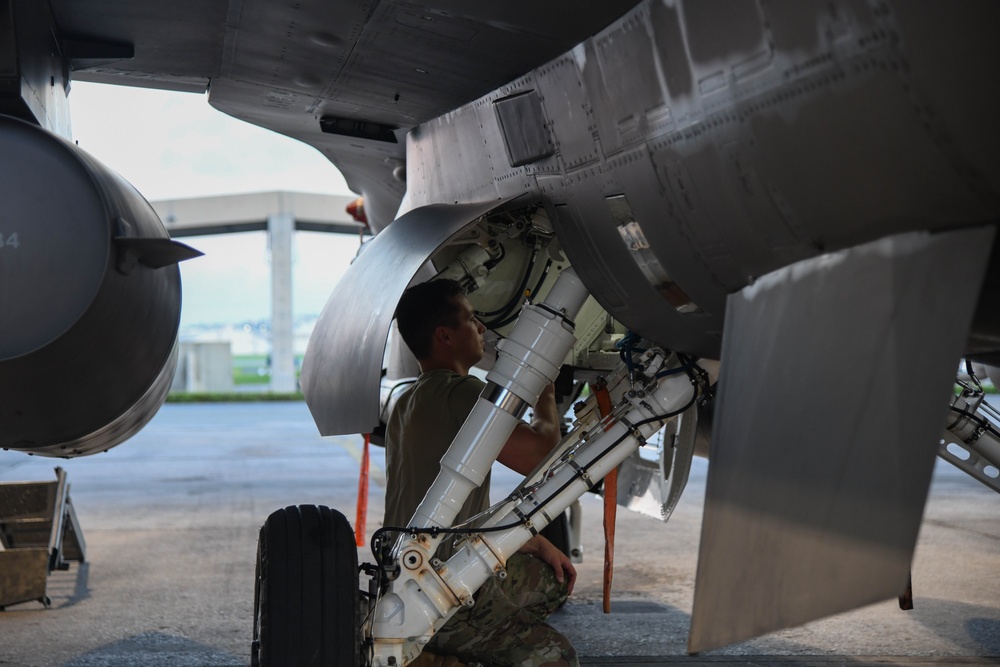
[0,467,86,608]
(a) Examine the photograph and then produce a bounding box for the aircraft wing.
[4,0,1000,656]
[51,0,642,229]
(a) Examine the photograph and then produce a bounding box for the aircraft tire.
[252,505,359,667]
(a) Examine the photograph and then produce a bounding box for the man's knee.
[495,621,578,667]
[409,652,467,667]
[503,553,570,616]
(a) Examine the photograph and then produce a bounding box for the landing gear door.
[614,400,698,522]
[301,197,517,437]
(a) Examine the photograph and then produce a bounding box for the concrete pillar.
[268,212,296,392]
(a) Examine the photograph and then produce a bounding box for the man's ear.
[433,325,452,347]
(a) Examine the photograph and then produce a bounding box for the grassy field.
[232,354,272,385]
[165,354,306,401]
[168,391,303,402]
[180,355,997,401]
[231,354,305,385]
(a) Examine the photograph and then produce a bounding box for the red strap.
[592,380,616,614]
[355,433,371,548]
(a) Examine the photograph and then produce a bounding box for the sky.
[68,81,363,327]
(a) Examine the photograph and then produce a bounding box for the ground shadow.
[60,632,245,667]
[0,562,90,612]
[54,561,91,609]
[552,597,1000,665]
[908,597,1000,655]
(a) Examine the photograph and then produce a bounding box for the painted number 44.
[0,232,19,249]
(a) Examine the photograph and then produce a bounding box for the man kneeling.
[385,279,578,667]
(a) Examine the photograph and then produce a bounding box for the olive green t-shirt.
[383,369,493,558]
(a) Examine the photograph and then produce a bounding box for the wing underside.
[50,0,641,228]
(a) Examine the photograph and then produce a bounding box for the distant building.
[154,191,365,392]
[171,342,234,393]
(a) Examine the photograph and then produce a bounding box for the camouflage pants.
[425,553,578,667]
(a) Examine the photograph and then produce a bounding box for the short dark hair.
[395,279,466,360]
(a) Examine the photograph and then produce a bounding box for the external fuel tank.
[0,115,200,456]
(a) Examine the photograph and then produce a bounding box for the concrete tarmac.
[0,401,998,666]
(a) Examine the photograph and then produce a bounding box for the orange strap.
[355,433,371,547]
[592,381,616,614]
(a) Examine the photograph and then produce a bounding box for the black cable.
[478,245,539,320]
[517,386,700,524]
[656,361,695,378]
[372,382,702,564]
[516,362,700,526]
[618,334,636,377]
[487,258,556,329]
[947,405,1000,440]
[484,242,506,270]
[370,522,525,570]
[489,309,521,330]
[482,312,518,331]
[527,258,553,304]
[373,361,703,569]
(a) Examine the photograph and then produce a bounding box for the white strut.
[369,268,702,666]
[940,386,1000,493]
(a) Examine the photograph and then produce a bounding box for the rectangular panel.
[494,90,553,167]
[689,225,995,652]
[535,55,599,169]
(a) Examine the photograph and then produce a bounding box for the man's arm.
[495,383,561,475]
[493,385,576,593]
[518,534,577,594]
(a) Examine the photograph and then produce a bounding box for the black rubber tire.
[252,505,359,667]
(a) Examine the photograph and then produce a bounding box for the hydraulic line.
[370,268,590,666]
[478,241,540,322]
[370,274,706,667]
[408,268,589,532]
[435,367,697,614]
[488,258,554,330]
[940,388,1000,493]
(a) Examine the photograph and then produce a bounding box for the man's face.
[445,295,486,369]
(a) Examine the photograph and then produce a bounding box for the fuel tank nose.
[0,120,108,360]
[0,114,200,456]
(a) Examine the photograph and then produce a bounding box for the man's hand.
[530,383,559,435]
[518,534,576,595]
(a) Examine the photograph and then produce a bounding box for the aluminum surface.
[0,115,186,456]
[689,226,996,652]
[301,197,516,436]
[483,382,529,419]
